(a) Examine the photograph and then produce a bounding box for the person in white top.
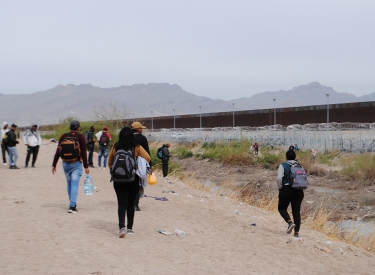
[22,123,42,168]
[1,122,9,165]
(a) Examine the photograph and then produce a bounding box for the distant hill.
[229,82,375,110]
[0,82,374,126]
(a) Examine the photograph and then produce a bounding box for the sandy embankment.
[1,141,375,275]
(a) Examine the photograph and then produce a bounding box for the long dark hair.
[115,127,136,150]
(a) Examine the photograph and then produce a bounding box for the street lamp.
[326,94,330,125]
[199,106,202,128]
[273,99,276,125]
[232,103,235,127]
[151,110,153,132]
[173,108,175,132]
[326,93,330,150]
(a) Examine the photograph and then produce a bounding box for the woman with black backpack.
[108,127,151,238]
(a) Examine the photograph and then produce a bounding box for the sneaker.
[286,222,295,234]
[126,229,135,234]
[3,163,7,166]
[293,232,299,238]
[103,167,106,170]
[9,166,14,169]
[134,205,141,211]
[119,228,126,238]
[13,166,20,169]
[89,165,95,168]
[68,206,78,213]
[98,167,101,169]
[31,166,36,168]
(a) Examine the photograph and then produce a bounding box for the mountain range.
[0,82,374,126]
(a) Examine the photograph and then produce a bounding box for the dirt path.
[1,141,375,274]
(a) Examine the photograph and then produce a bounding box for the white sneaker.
[98,167,101,169]
[103,167,106,170]
[119,228,126,238]
[3,163,7,166]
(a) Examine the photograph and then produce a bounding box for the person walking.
[96,126,112,169]
[277,150,304,237]
[52,121,89,213]
[310,149,317,164]
[1,122,9,166]
[22,123,42,168]
[86,126,96,168]
[131,121,152,211]
[253,143,259,155]
[7,124,20,169]
[108,127,151,238]
[161,143,171,177]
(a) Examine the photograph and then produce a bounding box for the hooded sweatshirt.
[1,122,9,142]
[277,160,298,190]
[22,124,42,147]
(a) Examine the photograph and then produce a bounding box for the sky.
[1,0,375,100]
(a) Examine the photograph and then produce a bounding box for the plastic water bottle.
[174,229,185,238]
[84,175,94,195]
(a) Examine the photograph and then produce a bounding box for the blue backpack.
[157,146,164,159]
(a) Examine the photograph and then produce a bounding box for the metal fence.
[147,122,375,153]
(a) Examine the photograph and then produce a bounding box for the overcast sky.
[1,0,374,100]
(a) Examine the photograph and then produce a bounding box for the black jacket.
[7,130,19,147]
[134,132,152,167]
[161,145,170,160]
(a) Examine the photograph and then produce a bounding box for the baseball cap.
[131,122,146,129]
[70,120,80,130]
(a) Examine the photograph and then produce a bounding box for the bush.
[175,145,194,159]
[200,139,255,165]
[257,149,283,169]
[341,154,375,183]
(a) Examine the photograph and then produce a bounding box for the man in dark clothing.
[86,126,96,168]
[7,124,20,169]
[52,120,89,213]
[131,121,152,211]
[161,143,171,177]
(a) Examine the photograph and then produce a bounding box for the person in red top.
[52,120,89,213]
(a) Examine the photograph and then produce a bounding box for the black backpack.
[58,133,81,162]
[111,149,136,182]
[99,132,109,146]
[157,146,164,159]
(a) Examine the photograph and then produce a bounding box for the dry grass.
[151,142,375,253]
[175,171,375,253]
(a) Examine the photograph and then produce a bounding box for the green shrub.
[175,145,194,159]
[257,149,283,169]
[318,151,340,166]
[341,154,375,182]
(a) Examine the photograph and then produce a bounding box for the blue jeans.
[62,161,83,207]
[8,146,18,166]
[98,146,108,168]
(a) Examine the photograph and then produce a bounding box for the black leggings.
[278,185,304,232]
[113,178,140,230]
[26,145,39,166]
[1,143,8,163]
